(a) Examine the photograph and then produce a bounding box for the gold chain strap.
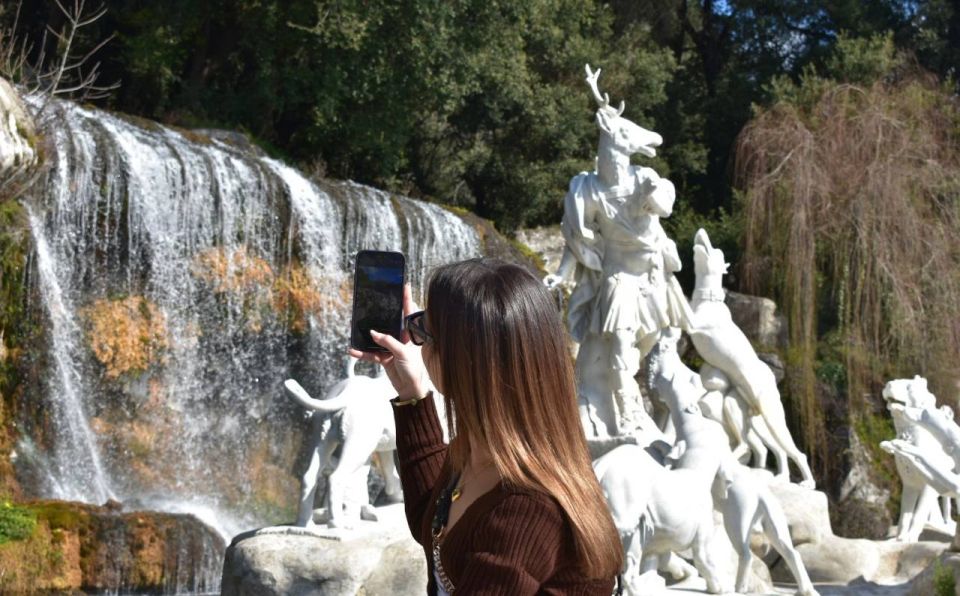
[432,530,456,593]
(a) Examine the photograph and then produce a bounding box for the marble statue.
[699,363,787,473]
[879,376,958,540]
[284,360,402,529]
[544,64,690,439]
[714,460,819,596]
[655,328,817,594]
[686,228,816,488]
[594,329,731,594]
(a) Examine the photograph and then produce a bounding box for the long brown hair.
[426,258,622,579]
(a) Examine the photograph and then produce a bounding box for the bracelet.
[392,390,432,407]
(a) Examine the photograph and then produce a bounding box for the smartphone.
[350,250,406,352]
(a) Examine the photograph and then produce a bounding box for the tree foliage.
[7,1,960,235]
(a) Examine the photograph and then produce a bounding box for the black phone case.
[350,250,405,353]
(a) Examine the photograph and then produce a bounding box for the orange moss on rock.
[244,443,298,523]
[272,264,322,333]
[272,264,349,332]
[83,296,168,379]
[90,411,181,494]
[191,246,273,294]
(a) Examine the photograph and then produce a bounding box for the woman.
[350,258,622,595]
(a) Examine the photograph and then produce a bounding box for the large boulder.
[724,291,787,350]
[835,431,893,539]
[514,225,565,275]
[221,504,426,595]
[0,77,38,196]
[907,551,960,595]
[762,478,947,587]
[768,477,833,546]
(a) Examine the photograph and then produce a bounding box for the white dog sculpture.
[595,329,731,594]
[285,361,401,529]
[687,228,815,488]
[714,460,819,595]
[879,376,957,540]
[699,363,787,473]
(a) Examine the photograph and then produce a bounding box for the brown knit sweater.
[393,393,616,595]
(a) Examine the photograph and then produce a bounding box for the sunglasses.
[404,310,433,346]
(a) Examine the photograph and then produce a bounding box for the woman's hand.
[348,284,431,400]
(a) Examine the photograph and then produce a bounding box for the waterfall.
[26,206,114,503]
[18,97,482,579]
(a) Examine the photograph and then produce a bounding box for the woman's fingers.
[347,347,393,366]
[370,329,406,355]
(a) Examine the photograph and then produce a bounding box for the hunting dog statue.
[880,376,957,540]
[699,362,786,473]
[594,329,730,594]
[686,228,816,488]
[285,360,401,529]
[714,459,819,595]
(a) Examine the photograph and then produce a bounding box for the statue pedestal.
[221,504,426,595]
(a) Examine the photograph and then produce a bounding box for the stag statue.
[545,64,691,438]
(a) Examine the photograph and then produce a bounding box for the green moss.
[508,237,545,274]
[933,560,956,596]
[237,495,296,527]
[13,119,37,153]
[28,502,88,532]
[440,204,471,218]
[0,200,31,488]
[0,502,36,544]
[852,410,901,518]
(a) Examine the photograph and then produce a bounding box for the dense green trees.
[5,1,958,235]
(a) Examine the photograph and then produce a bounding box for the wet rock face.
[17,94,486,526]
[0,78,38,196]
[0,500,224,593]
[514,225,564,274]
[765,478,948,587]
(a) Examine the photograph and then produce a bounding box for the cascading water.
[26,206,114,504]
[18,97,481,590]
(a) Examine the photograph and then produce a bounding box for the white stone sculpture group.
[546,65,819,594]
[596,329,817,594]
[881,376,960,541]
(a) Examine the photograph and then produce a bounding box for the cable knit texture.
[393,394,616,595]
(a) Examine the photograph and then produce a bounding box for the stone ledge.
[222,504,427,596]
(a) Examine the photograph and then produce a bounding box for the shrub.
[0,502,36,544]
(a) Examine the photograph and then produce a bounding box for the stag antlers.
[585,64,624,116]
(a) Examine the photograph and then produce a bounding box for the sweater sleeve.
[455,493,566,595]
[393,392,447,544]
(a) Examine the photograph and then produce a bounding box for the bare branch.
[45,25,68,44]
[2,0,118,122]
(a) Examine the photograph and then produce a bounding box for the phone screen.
[350,250,406,352]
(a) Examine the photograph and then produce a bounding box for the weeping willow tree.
[735,72,960,475]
